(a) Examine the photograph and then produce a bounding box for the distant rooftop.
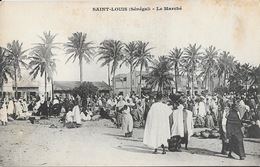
[53,81,111,91]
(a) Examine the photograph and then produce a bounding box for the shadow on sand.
[103,133,143,142]
[103,132,234,159]
[244,138,260,144]
[116,144,154,154]
[186,147,220,156]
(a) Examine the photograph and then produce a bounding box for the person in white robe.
[211,97,218,126]
[15,100,23,119]
[85,109,93,121]
[33,100,41,114]
[66,108,74,123]
[143,94,172,154]
[0,101,8,125]
[181,107,193,150]
[169,96,193,151]
[7,98,14,116]
[198,97,207,117]
[121,102,134,137]
[116,96,125,128]
[73,101,81,125]
[193,99,199,117]
[80,112,88,121]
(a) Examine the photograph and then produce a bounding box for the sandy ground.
[0,118,259,166]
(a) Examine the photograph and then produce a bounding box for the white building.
[113,70,148,96]
[0,68,52,102]
[113,70,206,96]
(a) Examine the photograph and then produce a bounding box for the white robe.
[7,100,14,115]
[73,105,81,124]
[86,110,93,121]
[81,112,88,121]
[171,105,193,139]
[193,103,199,117]
[198,101,206,117]
[122,106,133,133]
[184,110,193,140]
[15,102,23,118]
[143,102,172,149]
[171,105,184,137]
[66,110,74,122]
[0,103,8,123]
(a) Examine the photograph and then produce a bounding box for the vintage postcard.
[0,0,259,166]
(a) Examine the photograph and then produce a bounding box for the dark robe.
[100,107,114,123]
[247,125,260,138]
[226,105,246,158]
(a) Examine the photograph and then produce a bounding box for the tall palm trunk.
[1,80,4,99]
[130,63,133,95]
[14,67,17,99]
[108,63,111,96]
[191,66,194,96]
[175,64,178,92]
[161,84,164,95]
[51,77,54,101]
[139,65,143,96]
[223,72,226,87]
[113,71,115,95]
[45,71,47,101]
[79,56,83,82]
[208,74,210,92]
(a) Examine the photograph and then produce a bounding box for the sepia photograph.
[0,0,260,166]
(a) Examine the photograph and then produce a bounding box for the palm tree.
[228,63,244,93]
[167,47,183,92]
[64,32,95,82]
[250,65,260,86]
[183,44,202,95]
[217,51,236,87]
[0,47,14,98]
[97,39,124,94]
[133,41,154,96]
[146,56,174,94]
[241,63,253,91]
[179,62,192,91]
[120,41,138,95]
[6,40,27,99]
[30,31,58,100]
[199,45,218,93]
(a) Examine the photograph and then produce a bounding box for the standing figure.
[116,96,125,128]
[143,94,172,154]
[15,99,23,119]
[218,96,230,155]
[169,97,193,151]
[121,102,134,137]
[226,97,246,160]
[0,100,8,126]
[73,100,81,127]
[7,98,14,117]
[180,102,193,150]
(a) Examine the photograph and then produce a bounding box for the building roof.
[114,71,149,79]
[53,81,111,91]
[92,81,112,91]
[54,81,80,91]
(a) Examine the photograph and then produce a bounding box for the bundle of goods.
[193,128,220,139]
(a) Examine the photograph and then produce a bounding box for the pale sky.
[1,0,260,84]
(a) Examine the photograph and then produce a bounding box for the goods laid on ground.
[193,128,220,139]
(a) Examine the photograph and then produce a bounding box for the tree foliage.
[146,56,174,94]
[64,32,94,82]
[72,82,98,99]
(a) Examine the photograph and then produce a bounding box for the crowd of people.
[1,90,260,160]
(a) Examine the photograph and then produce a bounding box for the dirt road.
[0,118,259,166]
